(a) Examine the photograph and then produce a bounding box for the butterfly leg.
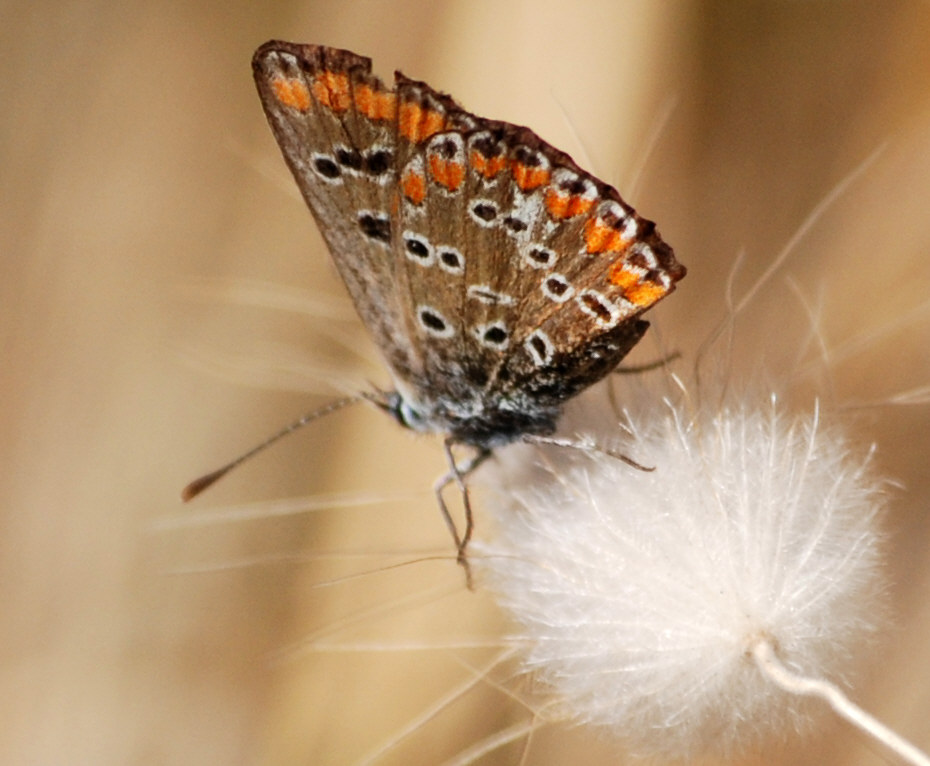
[434,441,492,587]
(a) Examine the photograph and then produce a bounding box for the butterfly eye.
[396,400,426,430]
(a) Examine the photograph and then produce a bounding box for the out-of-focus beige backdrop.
[3,1,929,764]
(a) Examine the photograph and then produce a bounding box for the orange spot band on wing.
[354,84,397,121]
[607,263,641,289]
[401,169,427,204]
[428,156,465,191]
[584,217,629,254]
[422,110,446,140]
[470,151,506,179]
[311,71,351,111]
[272,76,311,112]
[545,190,570,218]
[512,162,550,191]
[399,103,421,140]
[399,103,446,143]
[624,281,667,307]
[545,189,596,219]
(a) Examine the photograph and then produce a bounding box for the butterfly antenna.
[181,395,362,501]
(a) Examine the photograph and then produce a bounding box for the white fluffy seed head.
[475,394,888,760]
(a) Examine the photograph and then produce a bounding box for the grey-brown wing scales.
[253,42,416,377]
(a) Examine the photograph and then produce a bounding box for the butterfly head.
[366,388,426,431]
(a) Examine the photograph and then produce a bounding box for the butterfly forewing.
[252,42,415,375]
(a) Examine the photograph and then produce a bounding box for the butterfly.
[185,42,685,582]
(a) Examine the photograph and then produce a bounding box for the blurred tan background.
[3,1,930,764]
